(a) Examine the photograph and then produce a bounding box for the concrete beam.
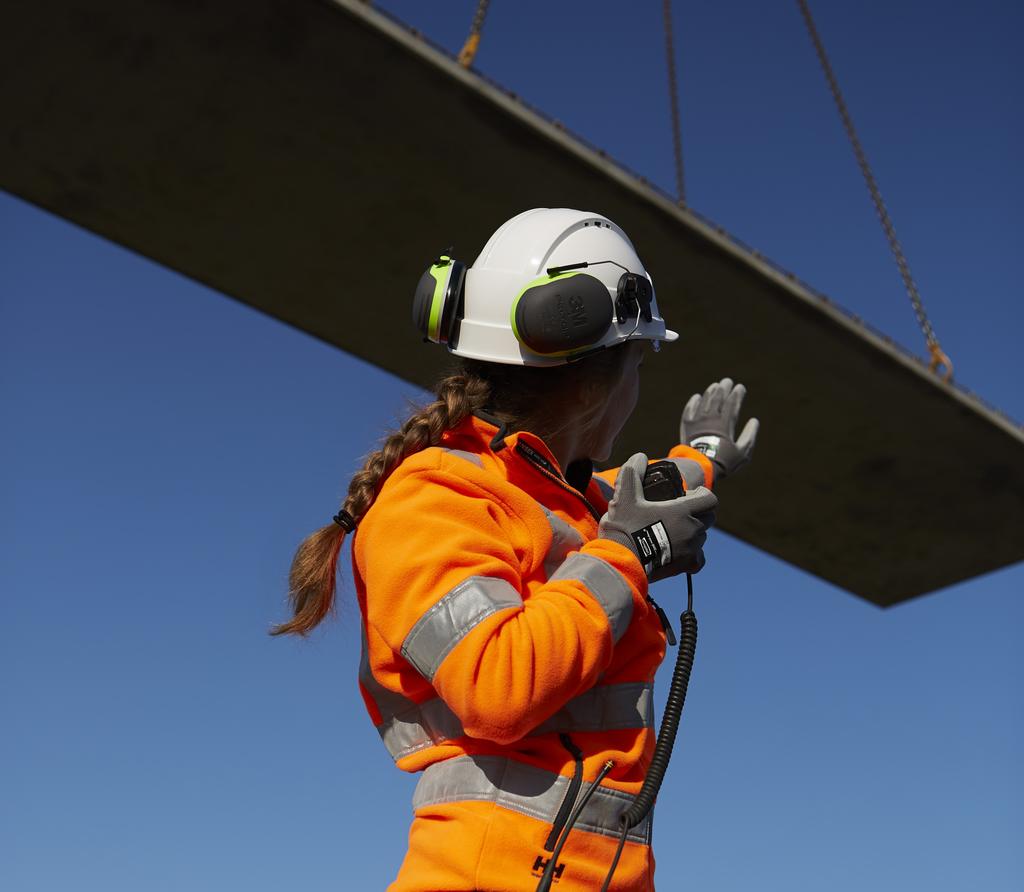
[2,0,1021,604]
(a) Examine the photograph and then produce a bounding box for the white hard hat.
[412,208,678,366]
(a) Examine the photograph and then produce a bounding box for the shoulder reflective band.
[401,576,523,682]
[439,446,484,468]
[413,755,652,846]
[548,552,633,643]
[373,681,653,762]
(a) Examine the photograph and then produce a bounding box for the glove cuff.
[667,443,715,489]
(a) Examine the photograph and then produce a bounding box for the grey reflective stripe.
[670,457,707,491]
[549,552,633,643]
[592,475,615,501]
[374,681,653,762]
[361,624,471,761]
[401,576,523,681]
[378,696,465,761]
[413,755,652,845]
[539,506,585,579]
[359,627,418,718]
[531,682,653,735]
[440,446,483,468]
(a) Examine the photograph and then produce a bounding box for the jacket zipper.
[516,441,677,646]
[544,733,584,851]
[514,441,601,521]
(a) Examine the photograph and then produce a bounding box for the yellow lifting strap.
[458,0,491,69]
[929,342,953,382]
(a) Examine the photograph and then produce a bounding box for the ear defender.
[510,269,655,356]
[413,251,656,357]
[511,271,614,356]
[412,252,466,345]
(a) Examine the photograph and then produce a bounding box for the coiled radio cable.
[600,572,698,892]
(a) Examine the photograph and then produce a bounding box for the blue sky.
[2,1,1021,889]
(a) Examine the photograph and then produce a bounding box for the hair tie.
[332,509,356,532]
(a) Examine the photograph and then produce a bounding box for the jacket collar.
[459,411,595,495]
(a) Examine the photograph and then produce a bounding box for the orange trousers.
[388,799,654,891]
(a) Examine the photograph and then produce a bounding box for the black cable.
[621,573,697,828]
[535,759,615,892]
[599,822,631,892]
[601,573,699,889]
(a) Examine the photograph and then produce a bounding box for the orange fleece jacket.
[352,413,713,790]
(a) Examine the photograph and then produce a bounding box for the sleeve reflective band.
[379,697,467,761]
[671,457,707,491]
[374,681,653,762]
[548,552,633,643]
[529,681,653,735]
[401,576,523,682]
[540,506,585,579]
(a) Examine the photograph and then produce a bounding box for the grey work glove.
[598,453,718,581]
[679,377,759,480]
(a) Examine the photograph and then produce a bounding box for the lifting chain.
[796,0,953,381]
[458,0,491,68]
[662,0,686,207]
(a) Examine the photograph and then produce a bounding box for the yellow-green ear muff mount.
[412,252,466,346]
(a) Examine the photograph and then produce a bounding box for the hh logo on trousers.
[531,855,566,880]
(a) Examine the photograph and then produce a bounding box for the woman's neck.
[543,428,587,476]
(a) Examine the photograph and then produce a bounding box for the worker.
[273,208,758,890]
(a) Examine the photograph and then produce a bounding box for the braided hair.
[271,347,630,636]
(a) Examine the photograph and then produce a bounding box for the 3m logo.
[568,294,587,327]
[531,855,566,881]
